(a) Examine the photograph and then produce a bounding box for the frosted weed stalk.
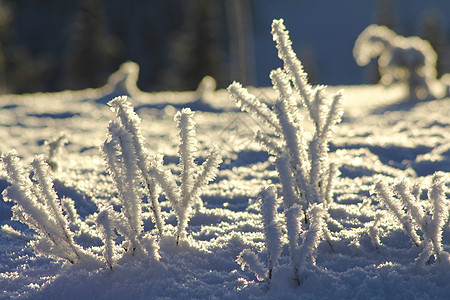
[236,187,325,287]
[1,151,104,269]
[230,19,342,286]
[105,96,222,245]
[1,96,221,271]
[228,19,342,214]
[373,173,450,266]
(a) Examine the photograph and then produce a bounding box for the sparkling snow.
[0,82,449,299]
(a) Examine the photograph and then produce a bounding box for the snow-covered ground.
[0,77,449,299]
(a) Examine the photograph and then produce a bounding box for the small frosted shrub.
[1,96,221,270]
[373,172,450,265]
[106,96,164,236]
[228,20,341,259]
[105,96,222,245]
[354,24,438,100]
[2,150,160,270]
[157,108,222,245]
[228,19,342,215]
[232,19,334,287]
[102,121,160,263]
[237,186,325,286]
[2,151,104,269]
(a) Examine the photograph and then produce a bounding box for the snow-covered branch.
[354,24,440,100]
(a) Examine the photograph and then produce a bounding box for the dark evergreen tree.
[163,0,226,91]
[225,0,255,86]
[0,0,12,92]
[419,10,448,78]
[0,0,53,94]
[63,0,120,90]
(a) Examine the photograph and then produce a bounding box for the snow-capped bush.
[1,151,104,269]
[231,18,339,287]
[194,75,216,103]
[102,61,141,99]
[228,18,342,214]
[353,24,438,100]
[106,96,222,245]
[1,95,221,270]
[237,186,325,286]
[106,96,164,236]
[373,172,450,265]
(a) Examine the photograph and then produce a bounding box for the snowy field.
[0,79,449,299]
[1,21,450,299]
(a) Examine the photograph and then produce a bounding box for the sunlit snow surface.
[0,84,449,299]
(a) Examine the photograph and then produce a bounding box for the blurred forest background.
[0,0,448,94]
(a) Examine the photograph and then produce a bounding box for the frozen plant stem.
[105,122,143,238]
[107,96,164,235]
[45,133,67,171]
[374,179,420,247]
[260,186,282,283]
[96,205,116,269]
[374,173,450,265]
[228,19,343,213]
[236,186,282,286]
[30,158,82,260]
[236,185,325,286]
[107,97,222,246]
[427,174,449,263]
[2,151,102,267]
[168,108,222,245]
[230,18,338,287]
[176,109,197,244]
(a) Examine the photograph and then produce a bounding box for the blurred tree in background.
[0,0,11,93]
[419,10,449,79]
[0,0,447,93]
[62,0,121,90]
[225,0,255,87]
[0,0,53,93]
[0,0,232,93]
[162,0,227,91]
